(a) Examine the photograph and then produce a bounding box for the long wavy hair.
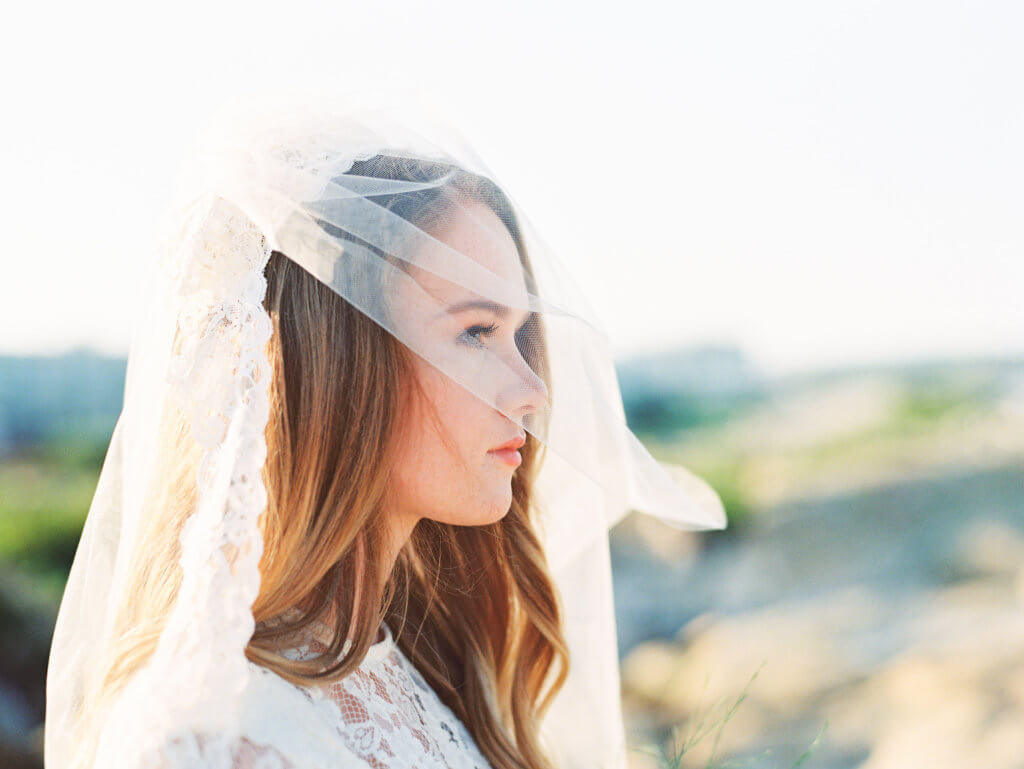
[83,154,570,769]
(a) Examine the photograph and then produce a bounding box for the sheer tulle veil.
[44,91,727,769]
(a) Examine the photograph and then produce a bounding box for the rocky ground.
[613,379,1024,769]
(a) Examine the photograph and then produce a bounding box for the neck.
[324,510,419,646]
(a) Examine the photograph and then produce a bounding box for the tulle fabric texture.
[44,97,727,769]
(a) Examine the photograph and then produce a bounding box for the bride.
[44,97,726,769]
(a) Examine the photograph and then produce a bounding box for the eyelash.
[459,323,499,348]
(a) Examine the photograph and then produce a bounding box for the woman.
[44,99,726,769]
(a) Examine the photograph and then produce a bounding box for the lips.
[489,434,526,452]
[488,433,526,467]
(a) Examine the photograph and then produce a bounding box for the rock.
[952,519,1024,580]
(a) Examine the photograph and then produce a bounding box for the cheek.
[388,367,510,522]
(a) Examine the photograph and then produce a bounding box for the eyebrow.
[445,300,510,316]
[438,299,533,328]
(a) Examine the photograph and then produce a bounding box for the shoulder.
[237,660,374,767]
[134,728,377,769]
[94,663,373,769]
[137,732,296,769]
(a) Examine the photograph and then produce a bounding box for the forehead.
[406,198,528,308]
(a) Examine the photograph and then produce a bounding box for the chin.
[449,486,514,527]
[483,496,514,525]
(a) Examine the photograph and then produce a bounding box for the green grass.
[678,459,757,533]
[631,665,829,769]
[0,436,102,600]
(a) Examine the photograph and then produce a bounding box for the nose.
[497,358,549,425]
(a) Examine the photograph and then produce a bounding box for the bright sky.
[1,0,1020,377]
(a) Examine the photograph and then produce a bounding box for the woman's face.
[386,199,548,533]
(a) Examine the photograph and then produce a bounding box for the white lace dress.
[219,616,496,769]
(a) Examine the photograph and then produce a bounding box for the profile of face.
[385,199,549,534]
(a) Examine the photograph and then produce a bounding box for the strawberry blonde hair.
[83,155,570,769]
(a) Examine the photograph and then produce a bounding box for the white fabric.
[44,92,728,769]
[104,613,493,769]
[269,615,493,769]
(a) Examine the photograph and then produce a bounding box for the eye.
[458,322,499,348]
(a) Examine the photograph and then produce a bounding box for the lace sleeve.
[135,728,378,769]
[138,733,297,769]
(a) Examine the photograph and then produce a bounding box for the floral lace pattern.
[141,617,496,769]
[141,733,296,769]
[111,197,277,768]
[253,617,494,769]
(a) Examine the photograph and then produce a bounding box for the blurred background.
[1,1,1022,768]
